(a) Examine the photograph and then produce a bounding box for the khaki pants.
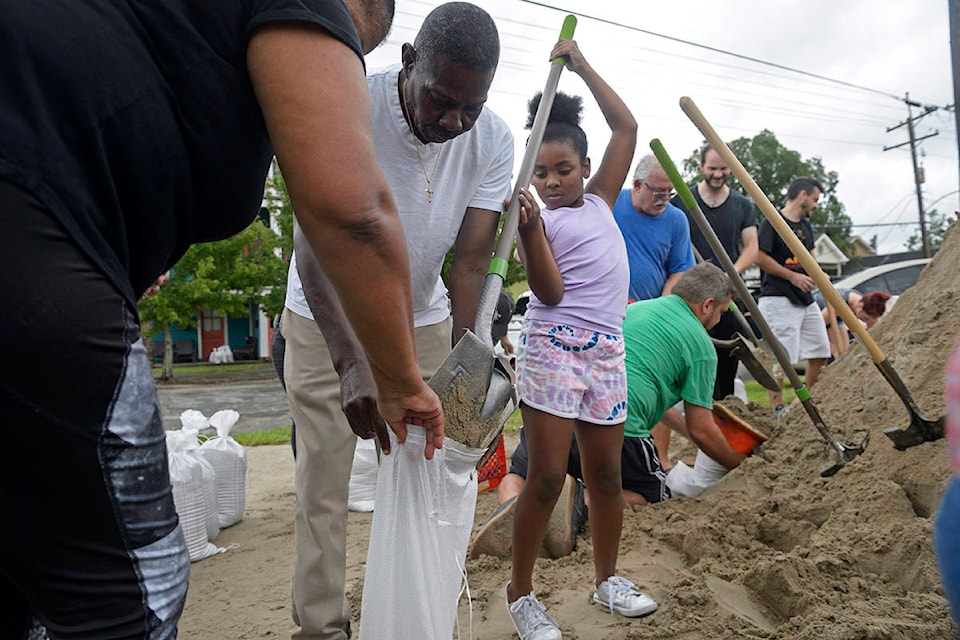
[283,308,451,639]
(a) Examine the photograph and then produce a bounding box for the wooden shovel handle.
[679,96,887,365]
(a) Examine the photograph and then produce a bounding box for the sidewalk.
[157,377,291,435]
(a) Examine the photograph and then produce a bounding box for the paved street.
[157,380,291,435]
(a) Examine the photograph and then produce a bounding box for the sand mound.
[455,225,960,638]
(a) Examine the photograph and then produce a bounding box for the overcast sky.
[365,0,959,254]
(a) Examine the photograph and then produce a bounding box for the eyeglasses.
[643,182,676,199]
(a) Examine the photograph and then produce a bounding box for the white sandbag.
[177,417,221,542]
[199,409,247,528]
[665,461,700,497]
[209,345,234,364]
[348,437,379,513]
[166,429,224,562]
[692,449,729,484]
[733,377,748,404]
[180,409,209,432]
[666,450,730,498]
[358,427,484,640]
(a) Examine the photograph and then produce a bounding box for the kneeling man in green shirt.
[621,261,746,505]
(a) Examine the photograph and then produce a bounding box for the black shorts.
[0,181,188,639]
[508,427,670,504]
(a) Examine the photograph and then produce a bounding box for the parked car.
[821,258,931,312]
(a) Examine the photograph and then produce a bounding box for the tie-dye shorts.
[516,318,626,425]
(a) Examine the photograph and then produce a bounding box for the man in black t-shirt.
[672,143,758,401]
[756,177,832,415]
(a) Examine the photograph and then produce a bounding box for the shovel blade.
[819,431,870,477]
[429,330,515,450]
[883,412,945,451]
[727,333,780,391]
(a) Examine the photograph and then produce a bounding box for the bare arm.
[672,404,745,470]
[734,226,758,275]
[515,189,564,305]
[293,228,389,452]
[248,24,442,457]
[661,271,684,296]
[448,207,500,341]
[755,250,815,292]
[552,40,637,210]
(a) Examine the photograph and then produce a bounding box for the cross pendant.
[426,186,433,203]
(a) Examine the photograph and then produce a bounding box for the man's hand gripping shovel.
[431,15,578,469]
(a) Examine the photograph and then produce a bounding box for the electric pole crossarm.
[883,131,939,151]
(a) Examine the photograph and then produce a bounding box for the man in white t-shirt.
[280,3,514,638]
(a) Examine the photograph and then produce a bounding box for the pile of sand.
[180,226,960,639]
[450,224,960,638]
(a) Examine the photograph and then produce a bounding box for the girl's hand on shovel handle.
[513,187,540,230]
[549,39,587,74]
[378,381,445,460]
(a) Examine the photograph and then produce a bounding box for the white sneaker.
[592,576,658,617]
[505,584,562,640]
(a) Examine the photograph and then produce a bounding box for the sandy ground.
[180,226,960,639]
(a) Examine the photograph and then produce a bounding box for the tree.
[139,219,288,380]
[905,209,954,253]
[681,129,853,253]
[263,160,295,263]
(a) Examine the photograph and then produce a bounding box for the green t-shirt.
[623,295,717,438]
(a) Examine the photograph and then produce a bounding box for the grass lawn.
[151,360,277,382]
[233,426,292,447]
[744,379,797,407]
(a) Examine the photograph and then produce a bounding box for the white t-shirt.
[285,64,514,326]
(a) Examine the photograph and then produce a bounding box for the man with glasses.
[612,154,695,302]
[612,154,695,473]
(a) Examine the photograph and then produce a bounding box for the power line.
[517,0,908,101]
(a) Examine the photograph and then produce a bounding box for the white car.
[822,257,930,312]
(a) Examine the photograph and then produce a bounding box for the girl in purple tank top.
[505,39,655,639]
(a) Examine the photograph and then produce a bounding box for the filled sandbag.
[666,450,729,497]
[359,428,484,640]
[166,428,224,562]
[198,409,247,528]
[179,411,221,541]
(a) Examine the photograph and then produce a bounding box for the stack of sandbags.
[167,410,225,562]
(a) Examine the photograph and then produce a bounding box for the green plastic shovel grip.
[650,138,697,211]
[551,15,578,65]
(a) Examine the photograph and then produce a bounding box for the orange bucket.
[712,403,768,455]
[477,434,507,493]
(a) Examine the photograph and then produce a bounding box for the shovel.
[689,244,781,392]
[431,15,578,461]
[676,97,944,452]
[711,334,780,391]
[651,138,867,477]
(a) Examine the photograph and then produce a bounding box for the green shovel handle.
[551,15,578,65]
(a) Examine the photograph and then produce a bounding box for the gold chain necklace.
[401,77,442,203]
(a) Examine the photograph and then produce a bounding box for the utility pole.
[884,94,938,257]
[950,0,960,191]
